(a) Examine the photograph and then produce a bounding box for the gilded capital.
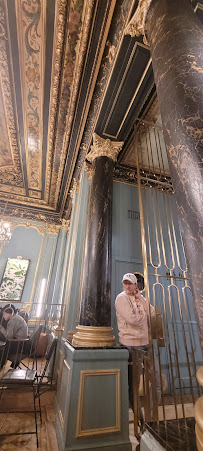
[60,219,70,232]
[87,133,123,164]
[124,0,152,45]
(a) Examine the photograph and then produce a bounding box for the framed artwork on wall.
[0,257,30,301]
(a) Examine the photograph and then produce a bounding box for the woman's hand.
[134,287,143,301]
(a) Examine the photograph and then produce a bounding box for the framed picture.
[0,257,30,301]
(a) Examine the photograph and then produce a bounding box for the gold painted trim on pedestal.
[76,368,121,437]
[67,329,76,344]
[72,325,115,347]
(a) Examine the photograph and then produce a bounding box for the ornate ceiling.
[0,0,202,223]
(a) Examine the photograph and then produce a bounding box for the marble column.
[72,133,123,347]
[125,0,203,346]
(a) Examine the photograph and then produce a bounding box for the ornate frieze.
[87,133,123,163]
[113,164,173,192]
[124,0,153,44]
[0,203,62,225]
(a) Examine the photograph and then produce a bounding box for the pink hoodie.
[115,291,155,347]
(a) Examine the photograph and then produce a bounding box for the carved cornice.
[0,203,61,225]
[46,223,61,235]
[69,178,79,198]
[114,164,173,192]
[87,133,123,163]
[124,0,153,45]
[84,161,94,180]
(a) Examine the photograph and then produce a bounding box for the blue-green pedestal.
[55,341,131,451]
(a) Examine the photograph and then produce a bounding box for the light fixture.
[0,221,11,242]
[0,202,11,243]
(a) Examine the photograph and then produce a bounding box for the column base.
[72,325,115,347]
[55,343,131,451]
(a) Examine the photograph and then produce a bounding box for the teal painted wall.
[0,222,68,316]
[63,168,90,336]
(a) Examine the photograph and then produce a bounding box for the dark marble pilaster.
[144,0,203,346]
[72,133,123,347]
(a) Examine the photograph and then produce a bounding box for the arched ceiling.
[0,0,202,223]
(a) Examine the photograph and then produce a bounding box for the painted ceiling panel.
[0,0,201,222]
[15,0,46,192]
[0,0,25,193]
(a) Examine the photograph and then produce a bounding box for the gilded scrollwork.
[8,219,64,235]
[16,0,45,190]
[113,165,173,192]
[0,0,24,186]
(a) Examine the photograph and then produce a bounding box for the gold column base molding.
[67,329,76,344]
[72,325,115,347]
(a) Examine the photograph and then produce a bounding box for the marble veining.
[79,156,114,327]
[146,0,203,345]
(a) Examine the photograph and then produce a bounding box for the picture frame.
[0,257,30,301]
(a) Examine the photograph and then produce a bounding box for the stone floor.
[0,361,196,451]
[0,393,59,450]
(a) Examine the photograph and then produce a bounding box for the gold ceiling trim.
[0,0,24,186]
[60,0,117,215]
[0,193,55,210]
[0,184,26,196]
[45,0,68,205]
[61,0,136,215]
[16,0,46,191]
[52,0,96,209]
[29,190,41,199]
